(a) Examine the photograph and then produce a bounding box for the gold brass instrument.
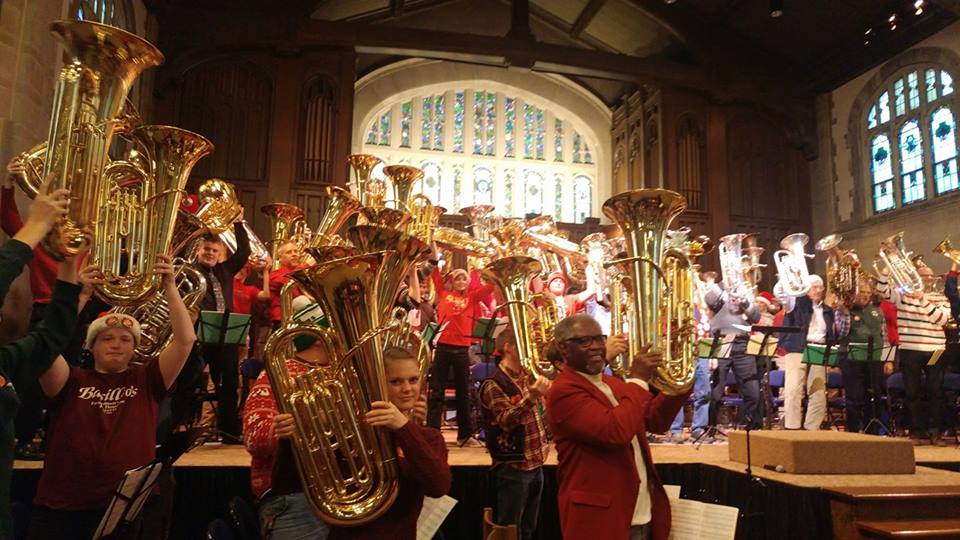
[874,232,924,295]
[433,227,494,259]
[382,165,424,211]
[718,234,752,301]
[12,20,163,258]
[407,195,443,246]
[815,234,862,307]
[934,237,960,266]
[94,125,213,306]
[579,232,608,301]
[194,178,270,269]
[482,256,557,380]
[113,258,207,362]
[263,252,401,526]
[602,189,695,395]
[262,203,306,271]
[310,186,363,249]
[346,154,384,207]
[524,215,587,280]
[774,233,815,298]
[741,233,766,296]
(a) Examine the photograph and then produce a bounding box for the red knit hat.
[546,272,567,287]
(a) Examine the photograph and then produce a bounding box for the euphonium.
[718,233,751,301]
[346,153,383,207]
[482,256,556,380]
[740,233,766,296]
[934,237,960,266]
[112,258,207,362]
[262,203,305,271]
[816,234,861,307]
[309,186,363,248]
[11,20,163,258]
[602,189,695,395]
[382,165,424,212]
[94,125,213,306]
[774,233,815,297]
[874,232,924,294]
[263,252,401,525]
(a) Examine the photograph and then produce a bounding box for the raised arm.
[27,257,86,398]
[158,254,198,389]
[223,219,251,274]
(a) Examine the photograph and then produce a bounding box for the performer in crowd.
[877,264,952,445]
[328,347,451,540]
[704,281,762,429]
[480,327,551,540]
[243,297,330,540]
[539,271,596,318]
[0,181,77,539]
[777,275,848,431]
[547,314,688,540]
[836,280,886,434]
[268,241,306,329]
[427,245,494,447]
[192,224,251,442]
[28,254,196,538]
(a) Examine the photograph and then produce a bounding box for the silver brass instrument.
[602,189,696,395]
[774,233,815,297]
[874,232,924,295]
[718,233,752,301]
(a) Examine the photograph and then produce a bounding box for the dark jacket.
[0,240,81,538]
[780,295,838,353]
[946,271,959,323]
[194,221,250,312]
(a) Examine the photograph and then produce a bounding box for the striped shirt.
[876,278,951,352]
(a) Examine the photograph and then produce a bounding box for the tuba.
[12,21,163,259]
[773,233,815,297]
[382,165,423,212]
[262,203,306,270]
[934,237,960,266]
[94,125,213,306]
[741,233,766,296]
[875,232,924,294]
[346,154,384,207]
[815,234,862,307]
[718,233,752,301]
[602,189,696,395]
[309,186,363,249]
[195,178,271,269]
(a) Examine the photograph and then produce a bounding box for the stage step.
[857,519,960,539]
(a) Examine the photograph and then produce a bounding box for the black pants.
[710,337,761,429]
[900,349,945,436]
[427,344,473,440]
[839,357,884,433]
[201,343,241,438]
[13,304,50,447]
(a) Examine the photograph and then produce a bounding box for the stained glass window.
[583,140,593,164]
[485,93,496,156]
[932,107,958,194]
[943,71,954,96]
[573,132,582,163]
[535,109,545,160]
[474,167,493,206]
[554,119,564,161]
[453,92,465,153]
[434,95,445,151]
[554,174,564,220]
[907,71,920,111]
[366,122,378,144]
[378,111,391,146]
[573,175,592,223]
[453,165,465,210]
[400,100,412,148]
[899,120,925,204]
[926,69,938,104]
[523,104,534,159]
[894,79,906,117]
[420,161,442,203]
[505,98,516,158]
[474,91,484,155]
[879,91,890,124]
[504,169,514,214]
[421,97,433,149]
[870,134,895,212]
[524,170,543,215]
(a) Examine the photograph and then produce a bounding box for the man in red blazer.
[547,314,690,540]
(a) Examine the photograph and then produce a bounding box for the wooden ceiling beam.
[570,0,608,39]
[390,0,405,17]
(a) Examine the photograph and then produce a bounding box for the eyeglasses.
[562,334,607,347]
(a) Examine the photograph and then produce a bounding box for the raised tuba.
[262,203,306,270]
[934,237,960,266]
[875,232,924,294]
[774,233,815,298]
[602,189,696,395]
[346,153,383,207]
[816,234,861,306]
[11,20,163,258]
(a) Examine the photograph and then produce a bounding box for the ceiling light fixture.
[889,13,897,30]
[914,0,924,15]
[770,0,783,17]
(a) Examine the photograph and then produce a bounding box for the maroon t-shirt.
[34,360,168,510]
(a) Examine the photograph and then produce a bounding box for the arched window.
[298,76,337,184]
[862,65,957,214]
[359,87,599,222]
[70,0,137,34]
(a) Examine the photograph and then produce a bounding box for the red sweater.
[431,269,495,347]
[328,422,451,540]
[879,299,899,346]
[268,266,301,322]
[1,187,57,304]
[233,279,260,315]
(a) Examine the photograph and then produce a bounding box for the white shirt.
[576,370,652,526]
[807,302,826,344]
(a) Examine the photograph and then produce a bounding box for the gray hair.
[553,314,600,343]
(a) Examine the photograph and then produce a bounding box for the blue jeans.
[671,358,711,435]
[259,492,330,540]
[494,464,544,540]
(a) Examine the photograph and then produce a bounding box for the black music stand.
[198,310,251,347]
[692,334,734,448]
[751,325,801,430]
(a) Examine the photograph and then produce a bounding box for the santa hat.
[445,268,469,283]
[546,271,567,287]
[85,313,142,349]
[756,291,776,307]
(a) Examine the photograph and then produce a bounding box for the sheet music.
[94,461,164,539]
[416,495,457,540]
[668,496,738,540]
[663,484,681,499]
